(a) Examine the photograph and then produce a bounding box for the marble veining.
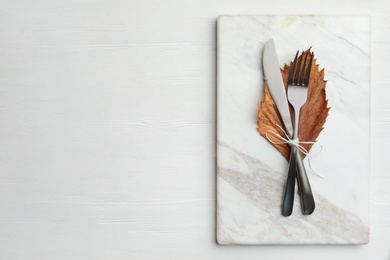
[217,15,370,244]
[217,143,369,244]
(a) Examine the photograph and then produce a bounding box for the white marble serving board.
[217,15,370,245]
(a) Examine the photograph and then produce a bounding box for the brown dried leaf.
[257,49,330,160]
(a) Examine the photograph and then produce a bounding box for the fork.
[281,50,315,216]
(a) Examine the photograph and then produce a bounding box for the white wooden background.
[0,0,389,259]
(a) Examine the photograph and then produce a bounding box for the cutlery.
[263,39,315,216]
[262,40,294,137]
[286,50,315,215]
[263,39,300,216]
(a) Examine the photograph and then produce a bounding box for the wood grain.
[0,0,389,259]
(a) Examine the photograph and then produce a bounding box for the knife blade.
[262,39,294,137]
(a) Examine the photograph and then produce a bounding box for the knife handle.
[296,151,315,215]
[281,148,297,216]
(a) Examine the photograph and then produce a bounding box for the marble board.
[216,15,370,245]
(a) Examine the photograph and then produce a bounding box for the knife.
[262,40,294,138]
[262,38,315,216]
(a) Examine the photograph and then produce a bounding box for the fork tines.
[288,50,314,86]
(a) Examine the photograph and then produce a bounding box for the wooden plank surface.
[0,0,389,259]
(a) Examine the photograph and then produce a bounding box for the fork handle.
[281,148,297,216]
[296,151,315,215]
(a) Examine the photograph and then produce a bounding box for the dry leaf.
[257,49,330,160]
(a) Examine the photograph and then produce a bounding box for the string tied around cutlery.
[265,124,323,178]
